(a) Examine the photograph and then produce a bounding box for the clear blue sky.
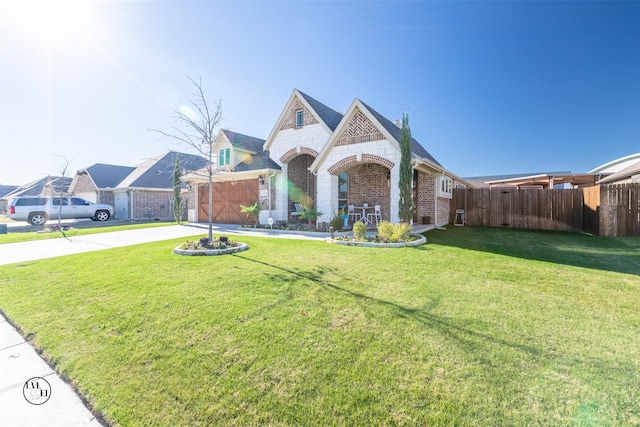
[1,0,639,185]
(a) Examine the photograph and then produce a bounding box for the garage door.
[198,180,258,224]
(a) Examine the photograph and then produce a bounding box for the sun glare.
[4,0,96,43]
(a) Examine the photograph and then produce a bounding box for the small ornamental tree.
[398,112,414,223]
[151,76,223,242]
[172,154,182,223]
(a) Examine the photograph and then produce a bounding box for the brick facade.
[335,109,384,146]
[279,99,319,131]
[287,154,317,209]
[73,174,96,194]
[130,190,174,221]
[347,163,391,221]
[280,147,319,164]
[437,198,450,226]
[415,172,435,224]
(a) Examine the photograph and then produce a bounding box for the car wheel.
[29,212,47,226]
[95,210,110,221]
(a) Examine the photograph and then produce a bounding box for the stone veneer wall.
[267,120,332,223]
[181,189,196,221]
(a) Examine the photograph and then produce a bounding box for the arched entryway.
[328,155,394,224]
[280,148,320,221]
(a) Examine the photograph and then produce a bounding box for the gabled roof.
[598,160,640,184]
[310,98,444,173]
[360,100,442,167]
[118,151,208,189]
[221,129,265,154]
[0,185,18,199]
[81,164,136,189]
[297,91,343,132]
[2,176,71,199]
[264,89,343,151]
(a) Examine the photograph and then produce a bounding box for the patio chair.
[454,209,465,226]
[290,203,304,222]
[367,205,382,225]
[347,204,360,223]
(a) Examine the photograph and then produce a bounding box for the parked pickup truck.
[7,196,115,225]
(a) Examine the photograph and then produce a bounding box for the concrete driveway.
[0,222,327,266]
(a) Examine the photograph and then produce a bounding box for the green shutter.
[219,150,224,166]
[225,148,230,165]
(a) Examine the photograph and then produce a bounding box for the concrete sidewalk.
[0,223,327,426]
[0,314,103,426]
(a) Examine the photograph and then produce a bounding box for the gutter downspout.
[434,177,438,227]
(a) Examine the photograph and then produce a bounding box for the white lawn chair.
[367,205,382,225]
[347,204,360,223]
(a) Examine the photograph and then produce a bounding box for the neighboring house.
[590,152,640,174]
[69,151,208,221]
[71,163,136,205]
[1,176,71,205]
[466,171,604,189]
[0,185,19,213]
[597,160,640,185]
[187,89,470,226]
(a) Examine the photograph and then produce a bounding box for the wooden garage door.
[198,180,258,224]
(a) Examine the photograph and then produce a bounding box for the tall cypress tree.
[398,112,414,223]
[173,154,183,224]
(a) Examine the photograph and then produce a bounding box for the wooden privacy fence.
[451,184,639,237]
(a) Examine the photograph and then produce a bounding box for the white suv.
[7,196,114,225]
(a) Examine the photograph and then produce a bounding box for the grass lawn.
[0,227,638,426]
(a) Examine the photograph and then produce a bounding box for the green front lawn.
[0,227,638,425]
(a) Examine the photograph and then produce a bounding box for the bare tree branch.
[148,76,224,241]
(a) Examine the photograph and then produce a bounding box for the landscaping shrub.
[376,221,394,240]
[391,222,411,242]
[353,221,367,240]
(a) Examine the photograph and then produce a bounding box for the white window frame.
[438,175,453,199]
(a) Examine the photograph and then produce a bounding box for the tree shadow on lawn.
[234,254,542,360]
[424,226,640,277]
[233,254,640,419]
